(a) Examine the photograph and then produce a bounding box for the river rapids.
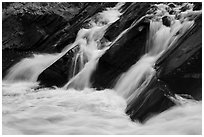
[2,2,202,135]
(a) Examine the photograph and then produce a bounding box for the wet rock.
[127,15,202,122]
[2,2,117,77]
[37,3,153,88]
[2,2,202,123]
[37,45,81,87]
[180,3,193,12]
[37,66,68,87]
[156,15,202,100]
[162,16,171,27]
[2,2,85,51]
[90,18,150,89]
[47,2,117,52]
[168,3,176,8]
[2,2,85,77]
[193,2,202,11]
[126,76,175,122]
[103,3,152,42]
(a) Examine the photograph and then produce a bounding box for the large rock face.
[2,2,81,77]
[90,18,150,89]
[103,3,152,42]
[126,76,176,122]
[156,15,202,100]
[2,2,202,123]
[38,45,81,87]
[126,15,202,122]
[2,2,83,51]
[37,3,152,87]
[2,2,117,78]
[90,3,153,89]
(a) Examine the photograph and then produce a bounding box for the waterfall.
[2,2,202,135]
[4,53,62,82]
[4,2,124,83]
[114,4,196,105]
[63,3,125,89]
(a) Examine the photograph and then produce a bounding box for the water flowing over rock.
[37,3,124,87]
[156,15,202,100]
[2,2,202,134]
[125,10,202,122]
[2,2,117,77]
[103,3,152,42]
[90,18,150,89]
[91,2,202,122]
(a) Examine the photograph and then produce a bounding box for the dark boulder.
[162,16,171,27]
[156,15,202,100]
[37,45,81,87]
[38,2,117,52]
[36,3,153,87]
[90,17,150,89]
[2,2,117,78]
[2,2,84,77]
[168,3,176,8]
[193,2,202,11]
[126,15,202,122]
[126,76,175,122]
[2,2,84,51]
[103,3,152,42]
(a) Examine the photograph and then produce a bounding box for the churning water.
[2,3,202,135]
[2,82,202,135]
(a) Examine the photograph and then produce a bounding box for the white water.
[4,3,123,83]
[2,3,202,135]
[2,82,202,135]
[4,53,61,82]
[114,3,197,104]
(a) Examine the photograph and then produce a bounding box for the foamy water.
[2,2,202,135]
[4,3,124,83]
[2,82,202,135]
[114,3,199,104]
[4,53,61,82]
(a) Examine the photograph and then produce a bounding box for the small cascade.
[4,53,62,82]
[4,3,124,84]
[65,57,100,90]
[114,3,199,104]
[114,55,156,100]
[2,2,202,135]
[63,3,125,89]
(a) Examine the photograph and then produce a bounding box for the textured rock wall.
[2,2,116,77]
[126,15,202,122]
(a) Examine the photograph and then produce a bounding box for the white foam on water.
[114,3,199,103]
[2,2,202,135]
[4,3,124,84]
[4,53,62,82]
[2,82,202,135]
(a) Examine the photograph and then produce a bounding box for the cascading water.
[2,2,202,135]
[4,2,124,83]
[4,53,62,82]
[114,3,196,104]
[63,2,124,89]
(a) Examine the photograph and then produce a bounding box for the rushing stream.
[2,2,202,135]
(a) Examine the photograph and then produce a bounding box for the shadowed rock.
[126,15,202,122]
[103,3,152,42]
[37,45,80,87]
[37,3,153,87]
[2,2,117,77]
[162,16,171,27]
[156,15,202,100]
[126,76,176,122]
[2,2,202,123]
[90,18,150,89]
